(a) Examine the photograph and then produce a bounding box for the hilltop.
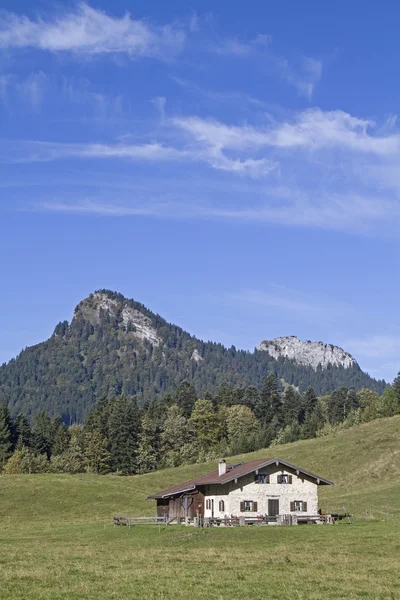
[0,290,385,421]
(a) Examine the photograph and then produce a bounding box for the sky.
[1,0,400,382]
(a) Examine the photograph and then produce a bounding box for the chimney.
[218,459,227,477]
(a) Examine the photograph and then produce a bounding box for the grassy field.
[0,416,399,599]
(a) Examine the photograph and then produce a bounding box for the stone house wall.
[203,465,319,518]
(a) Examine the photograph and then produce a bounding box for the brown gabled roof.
[147,458,334,499]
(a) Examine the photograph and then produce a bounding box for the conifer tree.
[256,374,282,425]
[282,386,301,426]
[175,381,197,418]
[302,387,318,418]
[32,410,53,458]
[107,396,140,474]
[84,430,111,474]
[51,416,70,456]
[62,427,85,474]
[0,403,14,468]
[137,415,159,474]
[14,413,32,448]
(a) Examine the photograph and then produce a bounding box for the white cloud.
[173,109,400,155]
[151,96,166,123]
[6,105,400,232]
[210,33,321,98]
[0,3,185,61]
[0,140,188,164]
[214,34,271,57]
[279,56,323,99]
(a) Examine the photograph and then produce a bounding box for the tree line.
[1,373,399,475]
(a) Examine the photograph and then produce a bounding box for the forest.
[1,374,399,475]
[0,290,386,423]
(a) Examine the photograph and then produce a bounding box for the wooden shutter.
[240,501,245,512]
[288,475,293,484]
[290,501,295,511]
[277,474,282,484]
[303,502,307,512]
[265,474,270,484]
[253,502,258,512]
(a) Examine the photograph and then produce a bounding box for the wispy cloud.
[214,34,271,57]
[0,140,189,164]
[0,3,186,61]
[172,109,400,154]
[209,32,321,98]
[171,76,269,110]
[6,105,400,233]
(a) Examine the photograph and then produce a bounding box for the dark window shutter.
[240,501,245,512]
[288,475,293,484]
[253,502,258,512]
[265,474,270,484]
[303,502,307,512]
[277,474,282,484]
[290,501,295,511]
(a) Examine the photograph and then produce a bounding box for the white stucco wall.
[203,466,319,518]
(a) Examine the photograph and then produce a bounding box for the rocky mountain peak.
[258,335,356,371]
[73,291,160,346]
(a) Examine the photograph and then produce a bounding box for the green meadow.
[1,416,399,599]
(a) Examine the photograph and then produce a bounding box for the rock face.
[258,336,356,371]
[74,291,160,346]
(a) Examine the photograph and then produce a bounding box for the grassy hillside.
[0,416,399,599]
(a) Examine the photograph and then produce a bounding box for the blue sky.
[1,0,400,382]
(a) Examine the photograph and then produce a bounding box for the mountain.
[258,336,356,370]
[0,290,386,422]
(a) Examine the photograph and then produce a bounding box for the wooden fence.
[114,515,168,527]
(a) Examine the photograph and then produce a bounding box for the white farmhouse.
[148,458,334,525]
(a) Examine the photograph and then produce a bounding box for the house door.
[268,499,279,517]
[211,499,214,518]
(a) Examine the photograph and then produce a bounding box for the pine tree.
[84,430,111,474]
[32,410,53,458]
[175,381,197,418]
[137,415,159,474]
[51,416,70,456]
[0,403,14,468]
[301,387,318,420]
[14,413,32,448]
[388,374,400,415]
[282,386,301,426]
[256,374,282,425]
[62,427,85,474]
[107,396,140,474]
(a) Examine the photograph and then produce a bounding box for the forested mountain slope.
[0,290,385,421]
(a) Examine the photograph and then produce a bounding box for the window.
[290,501,308,512]
[277,474,293,484]
[206,499,211,510]
[219,500,225,512]
[255,474,270,484]
[240,501,258,512]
